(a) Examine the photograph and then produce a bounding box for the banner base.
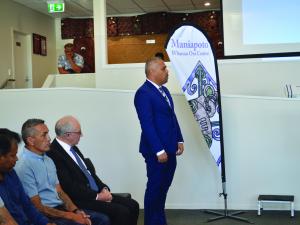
[205,209,253,223]
[205,183,253,224]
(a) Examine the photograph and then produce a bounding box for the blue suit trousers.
[143,154,177,225]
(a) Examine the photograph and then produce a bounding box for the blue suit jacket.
[134,80,183,155]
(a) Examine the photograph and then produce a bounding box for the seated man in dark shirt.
[0,129,53,225]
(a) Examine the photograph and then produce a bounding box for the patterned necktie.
[70,147,98,191]
[159,87,171,107]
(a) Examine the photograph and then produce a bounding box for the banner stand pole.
[205,183,253,223]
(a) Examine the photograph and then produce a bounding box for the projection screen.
[222,0,300,57]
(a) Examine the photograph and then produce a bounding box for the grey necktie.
[159,87,171,107]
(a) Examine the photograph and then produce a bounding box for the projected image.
[223,0,300,55]
[243,0,300,45]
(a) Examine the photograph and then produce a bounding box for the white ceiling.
[11,0,220,18]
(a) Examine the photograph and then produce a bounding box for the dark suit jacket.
[47,139,109,202]
[134,80,183,155]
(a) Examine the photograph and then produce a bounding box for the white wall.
[1,88,300,210]
[43,74,96,88]
[218,57,300,97]
[0,0,57,88]
[222,95,300,210]
[93,58,300,97]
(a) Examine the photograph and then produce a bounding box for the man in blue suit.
[134,57,184,225]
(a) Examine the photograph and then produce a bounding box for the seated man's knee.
[100,214,110,225]
[115,205,131,222]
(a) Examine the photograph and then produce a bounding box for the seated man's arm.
[0,208,54,225]
[13,171,50,225]
[63,53,83,73]
[55,184,78,212]
[57,55,74,74]
[57,55,83,74]
[58,67,70,74]
[57,55,70,74]
[0,207,18,225]
[67,56,83,73]
[30,194,72,219]
[29,184,90,224]
[30,193,89,224]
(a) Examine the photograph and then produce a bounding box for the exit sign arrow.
[48,3,65,13]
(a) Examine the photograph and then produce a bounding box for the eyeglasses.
[66,131,82,136]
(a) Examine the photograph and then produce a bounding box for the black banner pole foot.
[205,210,253,223]
[205,188,254,224]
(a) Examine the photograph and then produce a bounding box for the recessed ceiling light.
[204,2,211,7]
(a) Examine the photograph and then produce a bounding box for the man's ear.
[26,136,35,146]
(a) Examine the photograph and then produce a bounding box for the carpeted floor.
[137,209,299,225]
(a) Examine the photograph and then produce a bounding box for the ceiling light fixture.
[204,2,211,7]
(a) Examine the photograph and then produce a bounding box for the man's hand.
[0,207,18,225]
[157,152,168,163]
[0,220,17,225]
[176,143,184,155]
[70,212,91,225]
[65,52,73,61]
[97,188,113,202]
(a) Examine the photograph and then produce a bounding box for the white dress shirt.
[56,138,88,170]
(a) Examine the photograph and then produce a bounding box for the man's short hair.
[21,119,45,144]
[0,129,21,156]
[55,117,75,136]
[145,57,162,76]
[64,43,74,49]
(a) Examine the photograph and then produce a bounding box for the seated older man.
[47,115,139,225]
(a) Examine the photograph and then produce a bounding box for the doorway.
[13,30,32,88]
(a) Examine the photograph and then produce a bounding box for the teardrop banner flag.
[165,23,224,171]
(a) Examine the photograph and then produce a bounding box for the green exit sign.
[48,3,65,13]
